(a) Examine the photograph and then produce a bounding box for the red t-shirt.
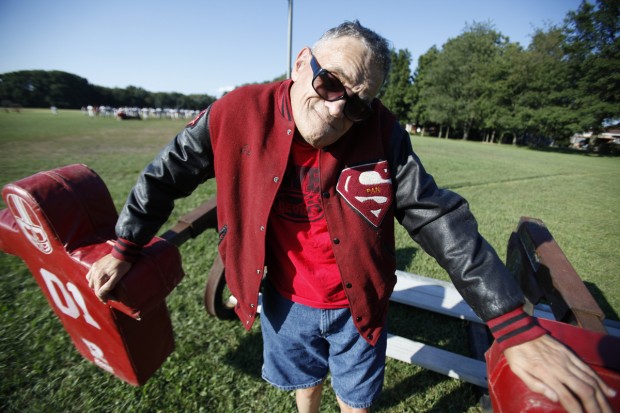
[266,134,348,308]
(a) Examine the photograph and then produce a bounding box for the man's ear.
[291,47,311,81]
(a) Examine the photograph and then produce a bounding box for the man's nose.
[324,99,346,119]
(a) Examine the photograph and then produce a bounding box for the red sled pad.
[486,317,620,412]
[0,164,185,385]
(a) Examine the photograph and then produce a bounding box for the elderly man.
[88,21,615,413]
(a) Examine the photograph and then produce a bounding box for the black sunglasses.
[309,53,373,122]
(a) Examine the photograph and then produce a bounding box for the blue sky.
[0,0,582,97]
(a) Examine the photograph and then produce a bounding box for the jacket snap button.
[273,176,279,183]
[333,238,340,244]
[367,334,373,340]
[322,192,330,198]
[356,316,362,322]
[346,283,352,288]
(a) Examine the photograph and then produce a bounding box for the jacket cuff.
[487,307,547,352]
[111,237,143,262]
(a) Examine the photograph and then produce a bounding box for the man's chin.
[298,121,346,148]
[301,136,325,149]
[303,130,342,149]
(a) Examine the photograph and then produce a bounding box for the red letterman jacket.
[114,80,545,348]
[209,81,398,344]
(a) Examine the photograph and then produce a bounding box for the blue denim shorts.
[260,280,387,409]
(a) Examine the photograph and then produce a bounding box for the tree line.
[378,0,619,145]
[0,70,216,111]
[1,0,616,147]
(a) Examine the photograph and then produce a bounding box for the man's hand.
[504,334,617,413]
[86,254,132,302]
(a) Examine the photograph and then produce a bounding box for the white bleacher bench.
[386,270,620,388]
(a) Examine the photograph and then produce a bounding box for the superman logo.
[336,161,392,227]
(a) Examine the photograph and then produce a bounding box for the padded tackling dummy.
[0,164,184,386]
[486,317,620,412]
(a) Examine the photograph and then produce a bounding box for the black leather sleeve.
[115,106,215,245]
[386,123,524,322]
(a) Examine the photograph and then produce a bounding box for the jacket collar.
[277,80,294,122]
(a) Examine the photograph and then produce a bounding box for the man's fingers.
[565,363,615,413]
[519,368,589,413]
[84,254,133,303]
[86,268,95,288]
[554,375,590,413]
[504,335,616,413]
[96,271,124,301]
[524,373,559,402]
[96,275,113,302]
[519,365,614,413]
[512,366,568,408]
[571,357,618,399]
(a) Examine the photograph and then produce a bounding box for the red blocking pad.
[0,164,184,385]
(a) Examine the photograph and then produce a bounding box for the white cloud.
[216,85,235,97]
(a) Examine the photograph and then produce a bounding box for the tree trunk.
[462,121,470,140]
[462,126,469,140]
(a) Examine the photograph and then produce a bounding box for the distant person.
[87,21,616,413]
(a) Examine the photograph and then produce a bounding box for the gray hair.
[313,20,392,83]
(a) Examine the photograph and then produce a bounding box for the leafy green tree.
[411,46,439,132]
[457,23,508,140]
[0,70,95,108]
[399,1,616,146]
[420,22,507,140]
[378,49,415,123]
[418,45,459,138]
[478,42,526,143]
[525,28,577,143]
[0,70,216,110]
[564,0,620,130]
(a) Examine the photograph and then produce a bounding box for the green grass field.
[1,109,619,412]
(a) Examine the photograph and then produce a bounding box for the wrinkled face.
[289,36,384,149]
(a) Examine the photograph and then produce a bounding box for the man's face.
[289,37,384,149]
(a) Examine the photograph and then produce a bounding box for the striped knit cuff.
[111,237,143,262]
[487,307,547,352]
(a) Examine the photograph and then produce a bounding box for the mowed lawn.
[1,109,618,412]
